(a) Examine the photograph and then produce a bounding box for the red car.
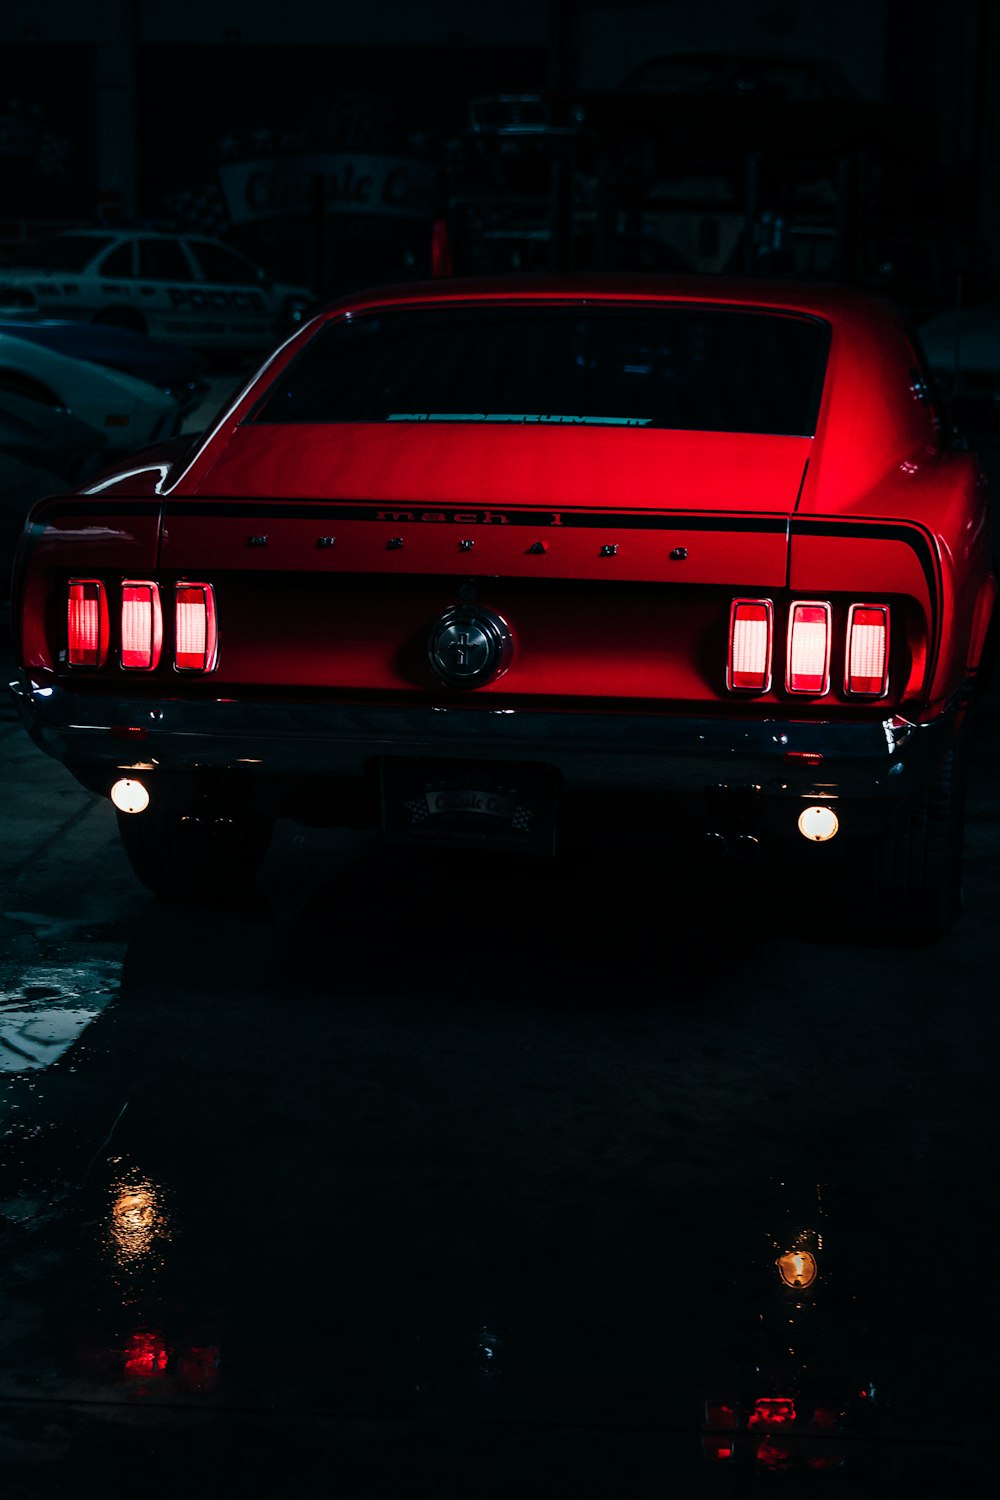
[8,275,996,941]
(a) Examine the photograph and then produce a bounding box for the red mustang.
[8,275,996,941]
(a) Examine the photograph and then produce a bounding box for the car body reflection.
[703,1178,881,1473]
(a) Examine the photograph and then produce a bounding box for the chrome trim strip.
[9,675,959,800]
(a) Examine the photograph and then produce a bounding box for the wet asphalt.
[1,432,999,1496]
[2,629,999,1497]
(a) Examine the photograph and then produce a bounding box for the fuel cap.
[427,605,513,689]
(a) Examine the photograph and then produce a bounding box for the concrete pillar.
[94,0,138,223]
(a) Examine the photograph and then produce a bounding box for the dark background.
[1,0,997,310]
[2,5,1000,1496]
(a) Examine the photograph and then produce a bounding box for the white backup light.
[110,778,150,814]
[797,804,839,842]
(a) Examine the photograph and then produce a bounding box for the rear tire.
[115,805,273,903]
[868,739,967,945]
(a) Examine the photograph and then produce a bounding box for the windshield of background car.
[14,235,115,270]
[252,306,829,436]
[188,241,261,284]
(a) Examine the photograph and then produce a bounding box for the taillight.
[749,1398,796,1429]
[846,603,889,696]
[121,581,163,670]
[786,601,831,695]
[67,579,108,667]
[174,583,218,671]
[727,599,773,692]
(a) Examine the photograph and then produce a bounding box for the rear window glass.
[252,306,829,436]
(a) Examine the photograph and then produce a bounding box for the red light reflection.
[123,1330,168,1379]
[756,1437,793,1469]
[748,1396,796,1428]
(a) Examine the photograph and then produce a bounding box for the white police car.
[0,231,314,353]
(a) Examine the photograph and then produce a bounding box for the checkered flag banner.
[37,132,70,178]
[162,182,230,236]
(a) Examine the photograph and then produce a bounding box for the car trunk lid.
[179,422,810,515]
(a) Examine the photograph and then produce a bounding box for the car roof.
[46,229,208,243]
[317,272,899,330]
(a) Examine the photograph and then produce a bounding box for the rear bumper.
[9,674,958,819]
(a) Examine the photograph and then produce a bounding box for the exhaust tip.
[110,778,149,815]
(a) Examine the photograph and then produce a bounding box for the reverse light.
[174,583,218,671]
[110,778,150,814]
[121,581,163,670]
[787,601,831,695]
[776,1250,818,1288]
[67,579,108,667]
[728,599,773,692]
[846,603,890,696]
[798,805,839,842]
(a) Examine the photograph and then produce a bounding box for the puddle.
[0,963,120,1072]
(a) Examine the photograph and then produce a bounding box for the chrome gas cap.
[427,605,513,689]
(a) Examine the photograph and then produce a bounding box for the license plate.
[380,758,557,854]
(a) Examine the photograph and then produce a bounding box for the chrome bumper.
[8,674,957,802]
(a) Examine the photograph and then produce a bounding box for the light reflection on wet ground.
[0,841,996,1497]
[2,675,1000,1488]
[0,963,120,1073]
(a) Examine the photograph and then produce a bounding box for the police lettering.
[168,288,266,312]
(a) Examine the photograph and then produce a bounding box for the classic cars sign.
[219,153,434,225]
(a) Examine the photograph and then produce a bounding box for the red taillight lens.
[174,583,218,671]
[121,581,163,670]
[749,1397,796,1428]
[67,579,108,667]
[786,601,831,695]
[728,599,773,692]
[846,603,889,696]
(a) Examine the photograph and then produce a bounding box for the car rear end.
[9,280,994,931]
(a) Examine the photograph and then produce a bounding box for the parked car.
[0,393,109,601]
[0,329,180,451]
[918,302,1000,409]
[0,231,314,352]
[0,316,208,417]
[0,387,107,483]
[8,275,996,941]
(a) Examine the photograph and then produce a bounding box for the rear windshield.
[252,305,829,436]
[15,234,115,271]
